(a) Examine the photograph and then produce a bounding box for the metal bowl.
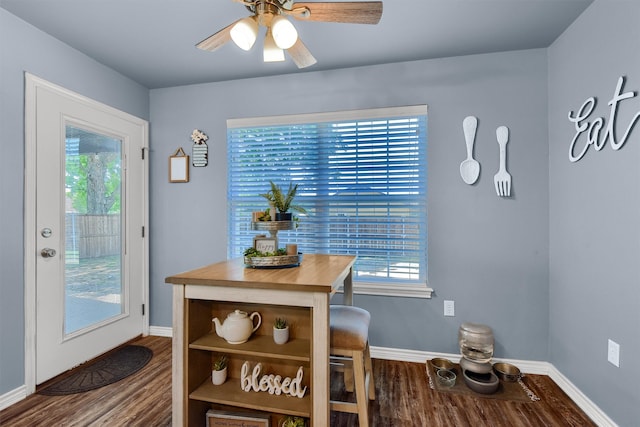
[462,369,499,394]
[430,357,455,372]
[436,368,456,388]
[493,362,521,382]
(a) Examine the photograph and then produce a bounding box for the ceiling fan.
[196,0,383,68]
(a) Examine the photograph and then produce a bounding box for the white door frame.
[23,73,149,394]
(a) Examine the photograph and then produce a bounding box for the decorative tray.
[244,254,302,268]
[251,221,295,232]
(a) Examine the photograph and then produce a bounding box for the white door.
[28,76,148,384]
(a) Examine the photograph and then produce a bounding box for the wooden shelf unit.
[166,254,356,427]
[185,299,312,423]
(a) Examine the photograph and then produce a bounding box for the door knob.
[41,248,57,258]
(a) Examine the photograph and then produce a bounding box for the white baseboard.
[4,327,613,426]
[369,346,548,373]
[149,325,173,337]
[0,385,27,411]
[547,364,618,427]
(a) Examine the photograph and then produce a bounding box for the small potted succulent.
[273,317,289,345]
[211,354,228,385]
[280,416,307,427]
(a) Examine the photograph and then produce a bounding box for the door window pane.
[64,125,123,335]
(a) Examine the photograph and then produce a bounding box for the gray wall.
[150,49,550,360]
[548,2,640,426]
[0,9,149,395]
[4,1,636,423]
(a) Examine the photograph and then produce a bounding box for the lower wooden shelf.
[189,378,311,418]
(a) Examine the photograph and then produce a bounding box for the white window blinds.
[227,105,428,287]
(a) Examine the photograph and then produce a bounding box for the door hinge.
[141,226,145,238]
[141,147,146,160]
[142,304,145,316]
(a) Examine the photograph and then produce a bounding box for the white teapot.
[212,310,261,344]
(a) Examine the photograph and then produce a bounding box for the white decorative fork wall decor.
[494,126,511,197]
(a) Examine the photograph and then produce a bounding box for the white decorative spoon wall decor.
[494,126,512,197]
[460,116,480,184]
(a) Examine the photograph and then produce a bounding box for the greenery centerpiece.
[245,181,305,268]
[244,245,302,268]
[244,247,287,258]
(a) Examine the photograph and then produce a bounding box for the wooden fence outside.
[65,214,120,260]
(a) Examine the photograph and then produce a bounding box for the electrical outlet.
[607,339,620,367]
[444,300,455,317]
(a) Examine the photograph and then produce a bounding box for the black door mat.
[39,345,153,395]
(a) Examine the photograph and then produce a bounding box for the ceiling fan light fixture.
[197,0,384,68]
[263,28,285,62]
[271,15,298,49]
[230,16,258,51]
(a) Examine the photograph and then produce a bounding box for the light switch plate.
[444,300,455,317]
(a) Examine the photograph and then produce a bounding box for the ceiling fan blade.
[196,20,240,52]
[291,2,382,24]
[287,38,317,68]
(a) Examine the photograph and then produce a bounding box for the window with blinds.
[227,105,428,291]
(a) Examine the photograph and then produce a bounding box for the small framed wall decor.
[169,147,189,183]
[254,236,277,253]
[206,409,269,427]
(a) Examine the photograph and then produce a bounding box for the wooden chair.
[329,305,375,427]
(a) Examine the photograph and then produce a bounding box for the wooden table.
[166,254,356,427]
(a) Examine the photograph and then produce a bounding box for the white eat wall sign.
[568,76,640,162]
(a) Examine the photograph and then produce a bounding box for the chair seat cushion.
[330,305,371,351]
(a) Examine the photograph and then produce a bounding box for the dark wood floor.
[0,336,596,426]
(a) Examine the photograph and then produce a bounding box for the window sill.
[341,282,433,299]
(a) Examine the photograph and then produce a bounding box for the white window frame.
[227,105,432,298]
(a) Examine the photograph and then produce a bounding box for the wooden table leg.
[171,285,185,427]
[311,293,330,426]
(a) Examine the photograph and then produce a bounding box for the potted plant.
[273,317,289,345]
[280,416,306,427]
[257,208,271,221]
[260,181,307,221]
[211,354,228,385]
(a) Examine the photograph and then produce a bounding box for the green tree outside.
[66,152,121,214]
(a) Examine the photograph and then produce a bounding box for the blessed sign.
[240,362,307,398]
[568,76,640,162]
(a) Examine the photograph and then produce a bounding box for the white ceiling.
[1,0,593,89]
